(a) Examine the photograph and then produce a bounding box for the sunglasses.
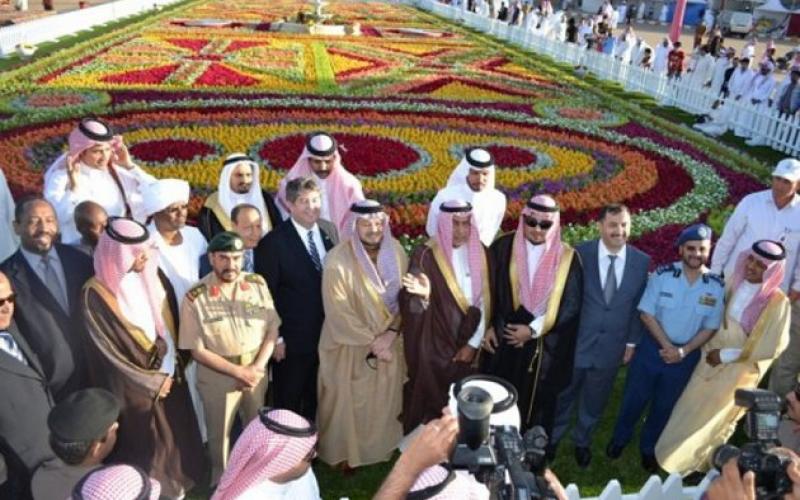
[0,293,15,307]
[523,216,554,230]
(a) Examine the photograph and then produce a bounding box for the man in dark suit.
[549,204,650,468]
[255,176,339,421]
[0,271,55,499]
[0,197,94,401]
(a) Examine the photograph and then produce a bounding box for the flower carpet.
[0,0,768,263]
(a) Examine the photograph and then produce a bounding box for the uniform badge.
[210,286,220,298]
[240,281,250,291]
[699,294,717,306]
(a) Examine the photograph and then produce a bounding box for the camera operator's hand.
[706,349,722,367]
[543,469,569,500]
[373,413,458,500]
[504,323,533,348]
[706,458,755,500]
[782,453,800,500]
[403,414,459,470]
[786,391,800,426]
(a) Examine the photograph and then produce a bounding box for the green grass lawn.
[311,367,652,500]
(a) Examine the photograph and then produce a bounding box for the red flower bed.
[258,133,421,176]
[484,145,537,168]
[195,63,259,87]
[129,139,217,162]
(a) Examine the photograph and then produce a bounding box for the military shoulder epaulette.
[244,274,265,285]
[655,263,680,277]
[187,284,207,302]
[703,273,725,287]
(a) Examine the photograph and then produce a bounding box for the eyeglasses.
[523,216,554,230]
[0,294,16,307]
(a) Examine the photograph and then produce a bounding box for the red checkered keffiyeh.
[73,464,160,500]
[212,409,317,500]
[511,194,563,317]
[408,465,489,499]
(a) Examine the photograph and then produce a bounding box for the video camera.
[712,388,793,500]
[448,375,557,500]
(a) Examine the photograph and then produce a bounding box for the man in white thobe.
[735,61,776,140]
[426,148,507,247]
[44,119,156,244]
[710,159,800,399]
[686,46,715,89]
[709,49,735,97]
[653,38,672,75]
[141,178,209,442]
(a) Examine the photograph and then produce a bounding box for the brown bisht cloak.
[81,274,205,497]
[400,240,492,434]
[482,232,582,436]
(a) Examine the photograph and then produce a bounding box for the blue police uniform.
[610,261,724,458]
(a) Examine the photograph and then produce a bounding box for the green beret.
[48,388,120,442]
[208,231,244,253]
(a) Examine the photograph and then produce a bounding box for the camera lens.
[457,386,493,450]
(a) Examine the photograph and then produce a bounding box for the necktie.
[243,249,254,273]
[41,254,68,312]
[307,230,322,272]
[603,254,618,305]
[0,331,27,365]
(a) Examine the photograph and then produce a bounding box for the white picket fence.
[564,471,718,500]
[0,0,180,55]
[407,0,800,157]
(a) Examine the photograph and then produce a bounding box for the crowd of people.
[2,116,800,499]
[452,0,800,147]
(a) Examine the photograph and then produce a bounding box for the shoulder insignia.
[703,273,725,287]
[655,263,679,277]
[244,273,265,285]
[187,284,207,302]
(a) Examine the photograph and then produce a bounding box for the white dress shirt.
[451,246,486,348]
[290,217,328,263]
[598,240,626,290]
[711,190,800,293]
[719,281,760,364]
[20,247,68,308]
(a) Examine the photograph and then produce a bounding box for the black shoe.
[575,446,591,468]
[606,441,624,459]
[641,453,659,473]
[545,444,557,462]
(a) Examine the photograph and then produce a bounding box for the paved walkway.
[0,0,113,23]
